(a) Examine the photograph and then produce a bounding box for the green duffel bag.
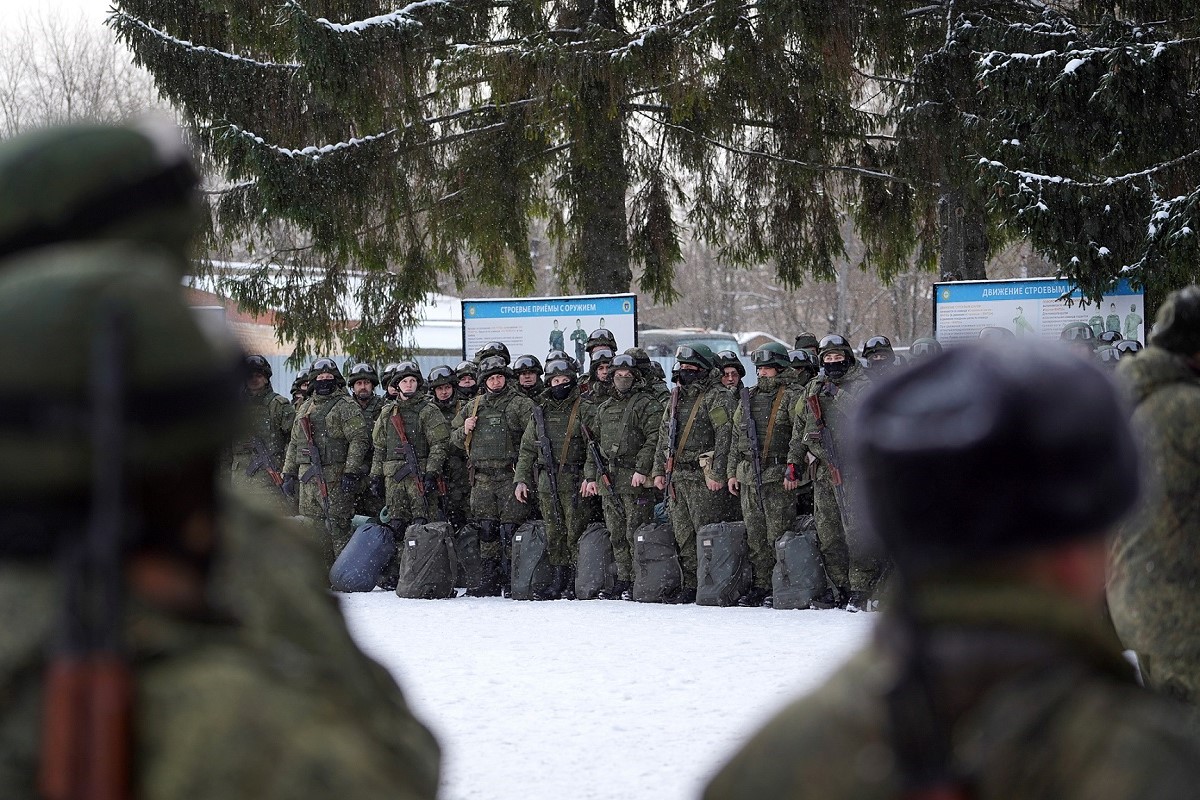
[696,521,752,607]
[772,516,827,610]
[396,521,458,599]
[632,521,681,603]
[510,520,556,601]
[575,522,616,600]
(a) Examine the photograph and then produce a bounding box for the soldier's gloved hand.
[370,476,386,498]
[423,473,440,495]
[340,472,362,494]
[281,474,298,498]
[785,463,799,482]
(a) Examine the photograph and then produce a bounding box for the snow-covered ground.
[341,592,874,800]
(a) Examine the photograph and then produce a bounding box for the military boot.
[467,520,502,597]
[498,523,517,598]
[736,587,770,608]
[561,566,577,600]
[597,579,630,600]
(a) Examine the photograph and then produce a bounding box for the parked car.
[639,327,741,358]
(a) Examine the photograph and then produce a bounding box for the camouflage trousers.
[443,452,470,529]
[813,470,880,595]
[470,465,528,560]
[538,467,586,567]
[383,463,437,527]
[668,472,735,589]
[298,462,356,567]
[600,469,657,582]
[740,479,797,591]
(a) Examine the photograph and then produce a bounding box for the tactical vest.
[597,393,649,467]
[749,384,792,462]
[470,388,520,464]
[298,394,352,465]
[382,400,431,461]
[539,393,586,468]
[673,385,718,463]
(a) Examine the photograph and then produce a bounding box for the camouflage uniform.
[283,389,371,563]
[353,391,388,517]
[721,374,801,594]
[429,372,470,530]
[704,578,1200,800]
[1110,343,1200,704]
[789,359,873,600]
[652,376,736,591]
[371,394,449,526]
[230,380,296,514]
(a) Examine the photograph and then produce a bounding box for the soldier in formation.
[231,354,296,514]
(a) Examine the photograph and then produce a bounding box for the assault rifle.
[805,370,851,528]
[245,436,287,497]
[40,306,132,800]
[662,386,680,500]
[299,416,335,541]
[531,405,565,526]
[739,386,767,519]
[389,411,431,517]
[580,422,613,495]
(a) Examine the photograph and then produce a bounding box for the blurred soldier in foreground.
[705,343,1200,800]
[1110,286,1200,707]
[231,354,295,514]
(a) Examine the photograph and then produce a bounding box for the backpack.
[453,522,482,589]
[395,521,458,599]
[328,521,396,592]
[695,521,752,607]
[632,521,682,603]
[772,516,828,610]
[509,520,555,601]
[575,522,617,600]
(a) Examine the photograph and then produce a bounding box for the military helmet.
[818,334,856,365]
[512,354,543,375]
[978,326,1016,341]
[479,355,509,381]
[427,364,456,388]
[862,335,895,360]
[544,359,577,380]
[589,346,615,365]
[624,346,652,367]
[455,360,478,379]
[0,119,202,269]
[245,354,272,379]
[0,245,239,521]
[310,357,345,385]
[475,340,511,365]
[650,362,666,380]
[1060,321,1096,347]
[346,362,380,388]
[1097,330,1122,346]
[585,327,618,352]
[1114,339,1144,356]
[390,360,423,388]
[1150,285,1200,355]
[716,349,746,378]
[674,343,715,371]
[548,348,581,373]
[1095,345,1122,367]
[794,332,819,354]
[909,337,943,360]
[290,369,310,395]
[380,361,402,387]
[610,353,639,373]
[751,343,789,371]
[787,348,818,370]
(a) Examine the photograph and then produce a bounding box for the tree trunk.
[937,188,988,282]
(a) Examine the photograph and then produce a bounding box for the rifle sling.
[676,395,704,456]
[761,388,787,456]
[559,398,581,469]
[463,395,483,457]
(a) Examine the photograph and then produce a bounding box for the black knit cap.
[1150,285,1200,355]
[849,342,1139,571]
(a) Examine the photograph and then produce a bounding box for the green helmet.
[474,341,511,365]
[290,369,310,396]
[0,244,238,514]
[1060,321,1096,347]
[0,120,202,270]
[512,354,543,375]
[586,327,618,352]
[909,337,943,360]
[862,335,895,360]
[346,362,380,388]
[380,362,402,388]
[675,343,715,371]
[715,349,746,377]
[309,357,345,386]
[427,364,456,388]
[479,355,510,381]
[1151,285,1200,355]
[794,332,819,355]
[455,360,478,380]
[245,354,272,379]
[818,334,856,365]
[389,360,423,388]
[750,342,789,371]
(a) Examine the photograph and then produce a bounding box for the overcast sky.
[29,0,111,25]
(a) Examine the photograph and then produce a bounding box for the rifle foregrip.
[39,660,86,800]
[83,656,133,800]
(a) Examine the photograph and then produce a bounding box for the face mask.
[822,360,849,380]
[550,383,573,400]
[676,369,702,386]
[458,384,477,399]
[613,374,636,393]
[313,377,337,395]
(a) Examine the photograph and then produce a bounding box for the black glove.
[423,473,440,495]
[281,474,298,498]
[370,476,386,498]
[340,472,362,494]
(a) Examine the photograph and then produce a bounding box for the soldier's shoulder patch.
[709,405,729,427]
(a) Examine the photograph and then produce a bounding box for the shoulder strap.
[463,395,483,456]
[559,398,581,468]
[761,388,788,455]
[676,394,705,453]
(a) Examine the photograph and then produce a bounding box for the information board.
[933,278,1145,345]
[461,293,638,363]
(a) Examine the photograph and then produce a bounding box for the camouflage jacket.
[651,378,735,482]
[788,363,870,475]
[583,387,663,484]
[230,385,295,480]
[282,391,371,477]
[1109,347,1200,688]
[722,376,802,485]
[514,386,587,487]
[450,384,535,468]
[0,493,439,800]
[704,577,1200,800]
[370,394,450,480]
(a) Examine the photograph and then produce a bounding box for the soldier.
[474,340,511,365]
[428,364,470,529]
[722,343,803,606]
[788,334,873,608]
[907,336,942,362]
[380,362,402,401]
[370,362,450,587]
[513,353,545,398]
[582,354,662,599]
[626,346,669,399]
[705,343,1200,800]
[0,119,440,799]
[282,358,371,564]
[584,326,619,361]
[860,335,900,379]
[290,368,311,405]
[347,362,387,518]
[793,332,819,359]
[455,360,479,400]
[652,345,735,604]
[786,348,819,389]
[230,354,296,513]
[514,359,588,599]
[715,349,746,392]
[1061,321,1098,360]
[581,344,615,399]
[452,355,534,596]
[1110,286,1200,708]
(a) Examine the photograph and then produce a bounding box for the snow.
[1062,58,1086,75]
[340,593,873,800]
